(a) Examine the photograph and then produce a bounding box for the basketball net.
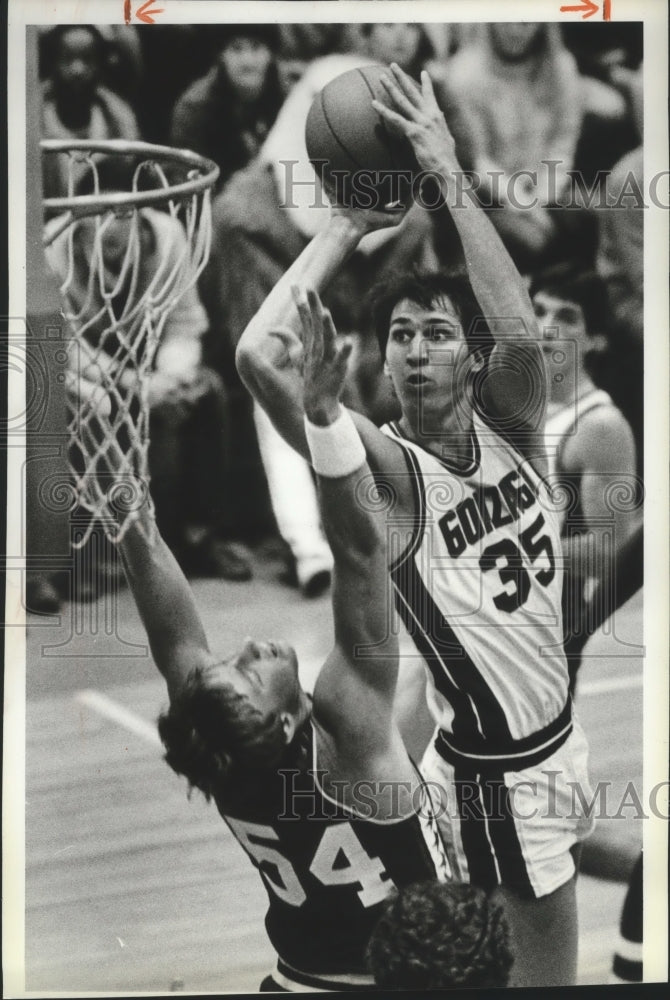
[41,140,219,547]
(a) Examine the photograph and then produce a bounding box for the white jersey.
[544,388,616,532]
[382,412,571,768]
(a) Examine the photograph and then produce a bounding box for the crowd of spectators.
[35,20,644,605]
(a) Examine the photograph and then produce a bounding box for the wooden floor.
[20,551,645,994]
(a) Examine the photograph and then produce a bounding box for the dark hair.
[360,23,435,72]
[367,880,514,989]
[369,270,485,357]
[529,263,611,336]
[157,667,286,801]
[210,23,281,55]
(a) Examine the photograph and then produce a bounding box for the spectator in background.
[44,158,252,584]
[358,22,434,78]
[40,25,140,199]
[443,23,632,272]
[170,24,284,192]
[595,63,643,469]
[367,881,514,989]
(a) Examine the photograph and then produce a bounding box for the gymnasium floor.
[21,547,644,994]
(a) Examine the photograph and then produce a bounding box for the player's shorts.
[420,714,596,899]
[263,959,376,992]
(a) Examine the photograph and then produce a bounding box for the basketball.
[305,64,417,209]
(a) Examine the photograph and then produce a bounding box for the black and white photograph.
[4,0,669,994]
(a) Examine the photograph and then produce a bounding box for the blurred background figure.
[530,264,639,692]
[595,63,643,472]
[276,23,346,94]
[170,24,284,192]
[39,25,140,199]
[443,22,636,273]
[367,881,514,989]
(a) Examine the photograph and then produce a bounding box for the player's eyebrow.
[391,311,458,324]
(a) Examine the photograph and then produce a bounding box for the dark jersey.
[216,722,450,986]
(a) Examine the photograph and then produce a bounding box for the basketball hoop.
[41,139,220,548]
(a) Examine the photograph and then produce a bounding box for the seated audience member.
[44,158,251,583]
[40,25,140,199]
[367,881,514,989]
[444,23,633,272]
[200,44,437,596]
[170,24,284,192]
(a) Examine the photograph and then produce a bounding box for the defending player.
[236,63,594,987]
[77,292,450,992]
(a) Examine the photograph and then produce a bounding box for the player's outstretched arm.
[118,505,212,700]
[69,377,211,700]
[296,291,399,747]
[235,200,403,460]
[373,65,547,452]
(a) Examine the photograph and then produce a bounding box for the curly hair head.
[366,880,514,989]
[157,667,287,801]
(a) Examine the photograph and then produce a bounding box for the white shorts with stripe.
[420,716,595,899]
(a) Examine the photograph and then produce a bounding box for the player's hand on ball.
[292,285,352,425]
[324,174,407,235]
[373,64,458,176]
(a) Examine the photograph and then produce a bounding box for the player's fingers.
[335,338,353,369]
[389,63,424,108]
[292,284,315,345]
[371,99,410,137]
[379,72,420,120]
[321,307,338,361]
[305,288,326,361]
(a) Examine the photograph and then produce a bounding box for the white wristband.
[304,406,366,478]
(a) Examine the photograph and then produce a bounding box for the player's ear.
[471,350,486,374]
[280,712,297,744]
[383,359,391,377]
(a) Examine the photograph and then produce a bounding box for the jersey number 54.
[226,817,392,908]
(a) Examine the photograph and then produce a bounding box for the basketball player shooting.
[69,295,451,992]
[236,63,595,987]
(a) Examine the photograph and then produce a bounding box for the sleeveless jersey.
[381,412,572,766]
[544,388,617,534]
[217,721,450,985]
